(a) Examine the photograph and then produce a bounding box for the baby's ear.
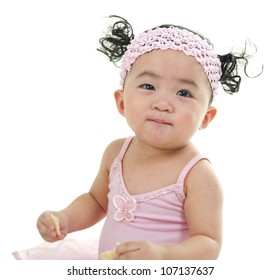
[200,106,217,130]
[114,90,125,116]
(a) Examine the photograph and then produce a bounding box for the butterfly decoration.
[113,195,137,222]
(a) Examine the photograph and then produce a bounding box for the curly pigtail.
[218,40,263,94]
[97,15,134,64]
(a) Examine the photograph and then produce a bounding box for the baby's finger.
[116,241,140,256]
[37,212,59,241]
[37,216,51,233]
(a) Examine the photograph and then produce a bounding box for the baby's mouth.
[147,118,172,126]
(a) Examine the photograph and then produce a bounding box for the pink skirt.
[12,238,99,260]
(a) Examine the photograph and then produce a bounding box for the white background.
[0,0,279,278]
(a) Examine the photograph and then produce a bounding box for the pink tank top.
[98,137,206,256]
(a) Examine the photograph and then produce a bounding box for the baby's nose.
[152,95,174,112]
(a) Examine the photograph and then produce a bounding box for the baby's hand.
[115,241,167,260]
[36,211,68,242]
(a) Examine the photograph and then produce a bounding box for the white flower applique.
[113,195,137,222]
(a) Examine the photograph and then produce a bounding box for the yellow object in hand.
[100,243,120,260]
[50,214,61,236]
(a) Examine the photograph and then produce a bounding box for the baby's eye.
[176,90,192,98]
[141,84,156,91]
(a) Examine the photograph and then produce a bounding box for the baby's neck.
[131,137,193,158]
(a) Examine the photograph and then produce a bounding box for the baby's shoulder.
[185,157,221,193]
[106,138,126,154]
[102,138,126,168]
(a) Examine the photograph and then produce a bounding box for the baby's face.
[118,49,215,149]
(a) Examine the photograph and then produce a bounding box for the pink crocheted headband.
[120,26,222,96]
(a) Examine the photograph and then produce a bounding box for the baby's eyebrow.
[136,71,198,88]
[135,71,160,80]
[176,77,199,88]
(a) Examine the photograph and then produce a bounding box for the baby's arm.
[60,155,110,235]
[37,140,123,242]
[159,159,223,259]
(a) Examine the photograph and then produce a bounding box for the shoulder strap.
[117,136,134,160]
[176,154,208,184]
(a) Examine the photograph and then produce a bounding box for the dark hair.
[98,15,262,96]
[98,15,134,63]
